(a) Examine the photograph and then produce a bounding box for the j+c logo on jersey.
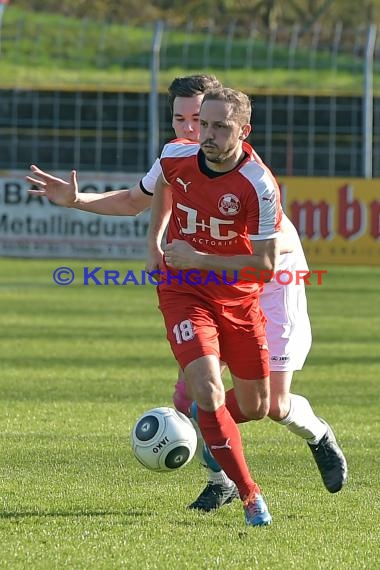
[177,203,238,240]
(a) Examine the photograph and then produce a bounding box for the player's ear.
[239,124,251,140]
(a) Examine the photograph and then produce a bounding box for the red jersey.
[159,140,282,304]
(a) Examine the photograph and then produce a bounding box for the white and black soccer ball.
[131,407,197,472]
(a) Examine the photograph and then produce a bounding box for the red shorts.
[157,290,269,380]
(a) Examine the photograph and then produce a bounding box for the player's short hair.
[168,75,222,113]
[202,87,252,126]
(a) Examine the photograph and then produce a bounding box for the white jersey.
[139,158,162,195]
[264,214,309,293]
[139,159,311,372]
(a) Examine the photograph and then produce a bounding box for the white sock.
[207,468,235,487]
[278,394,327,444]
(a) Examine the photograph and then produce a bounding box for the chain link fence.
[0,14,379,177]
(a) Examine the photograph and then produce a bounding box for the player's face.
[172,95,203,142]
[199,100,249,166]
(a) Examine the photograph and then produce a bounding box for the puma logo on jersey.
[262,196,273,202]
[176,177,191,192]
[210,438,232,450]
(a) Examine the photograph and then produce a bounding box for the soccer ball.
[131,407,197,472]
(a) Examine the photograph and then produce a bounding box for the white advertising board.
[0,170,150,259]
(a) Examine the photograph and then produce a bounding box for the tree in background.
[12,0,380,28]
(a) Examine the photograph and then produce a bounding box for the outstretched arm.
[25,164,152,216]
[146,173,173,276]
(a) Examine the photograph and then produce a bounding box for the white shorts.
[260,280,312,372]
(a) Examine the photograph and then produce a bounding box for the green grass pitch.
[0,258,379,569]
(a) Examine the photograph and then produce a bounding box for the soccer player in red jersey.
[27,77,347,517]
[147,87,283,526]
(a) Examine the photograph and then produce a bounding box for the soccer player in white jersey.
[26,75,347,514]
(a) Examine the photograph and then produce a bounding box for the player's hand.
[146,246,165,281]
[25,165,79,208]
[164,239,199,269]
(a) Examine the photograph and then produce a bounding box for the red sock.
[197,404,260,499]
[225,388,250,423]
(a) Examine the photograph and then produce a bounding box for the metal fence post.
[363,24,377,179]
[149,20,164,167]
[0,0,9,56]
